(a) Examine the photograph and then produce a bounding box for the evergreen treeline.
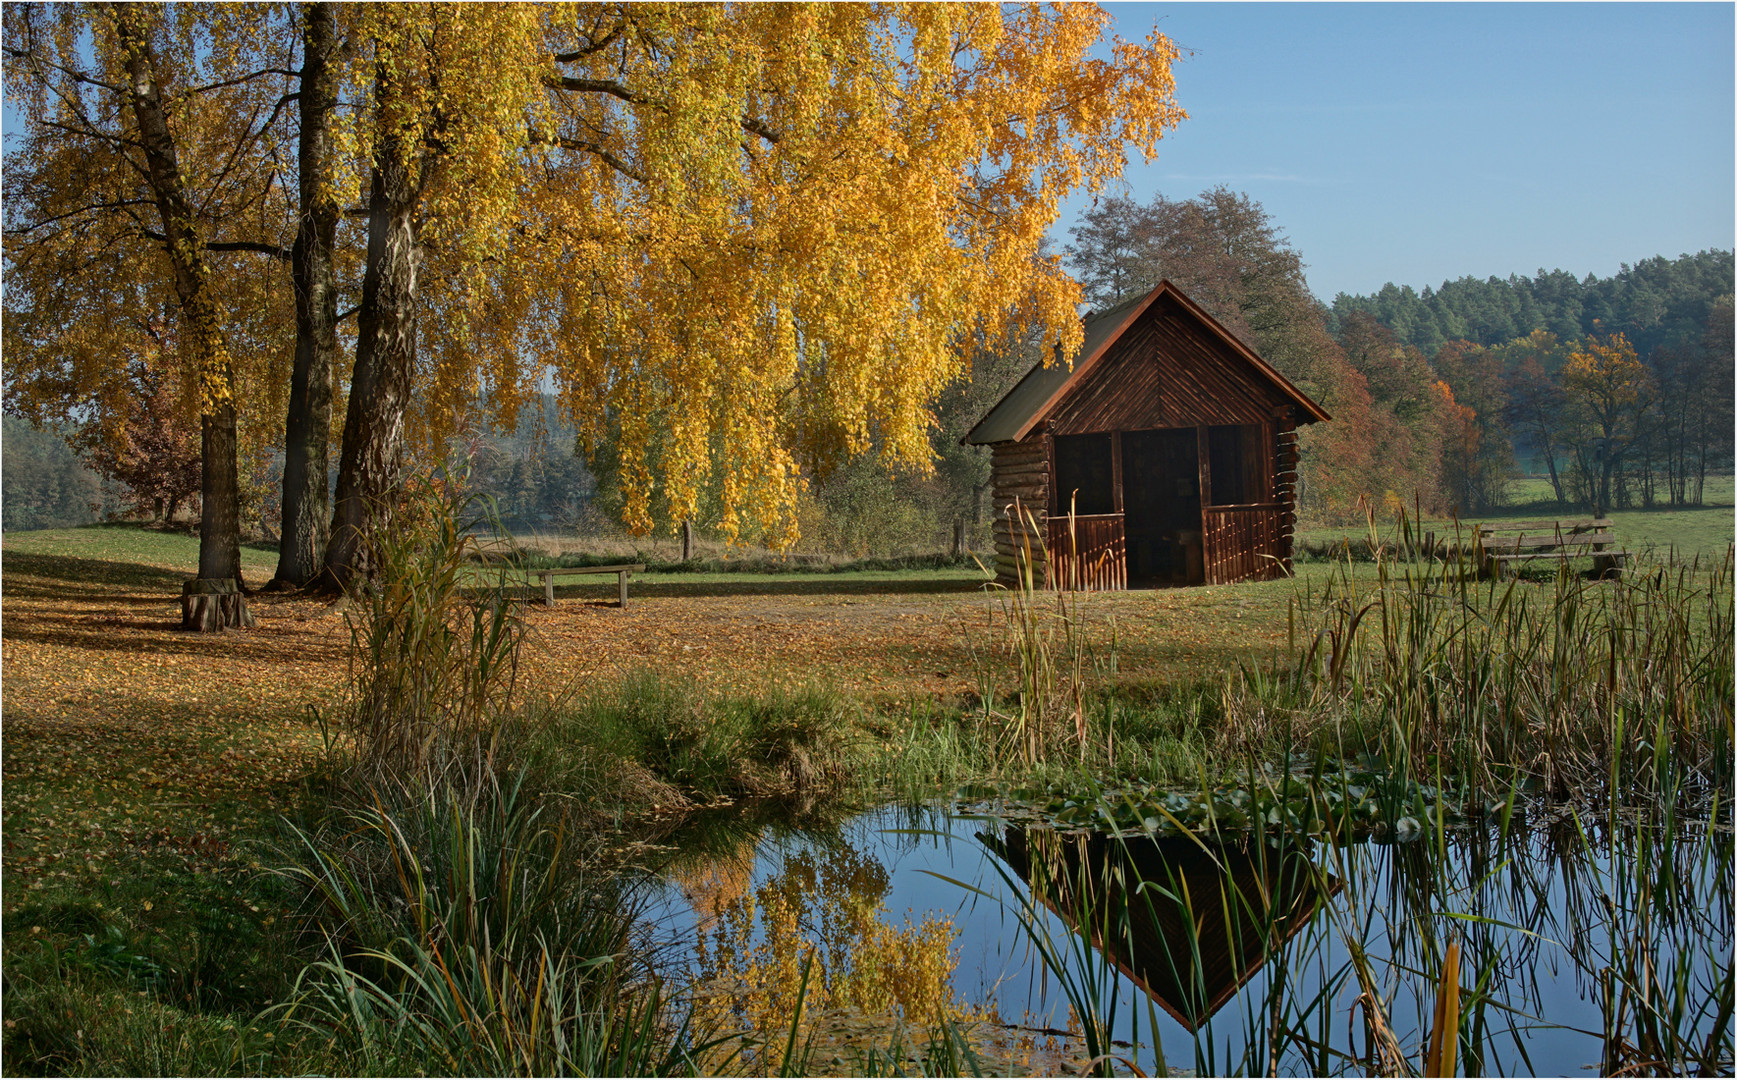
[1329,251,1733,359]
[1,417,111,530]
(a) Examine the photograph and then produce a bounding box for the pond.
[642,800,1734,1076]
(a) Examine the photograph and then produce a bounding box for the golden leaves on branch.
[478,4,1186,548]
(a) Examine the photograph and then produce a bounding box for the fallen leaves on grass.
[2,529,1297,909]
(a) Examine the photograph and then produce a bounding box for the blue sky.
[1055,3,1736,301]
[6,5,1728,305]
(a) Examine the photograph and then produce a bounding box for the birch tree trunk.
[321,57,423,591]
[114,4,248,625]
[271,1,341,589]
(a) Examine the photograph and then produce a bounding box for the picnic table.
[1475,518,1628,580]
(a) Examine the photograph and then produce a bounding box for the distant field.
[1296,476,1735,563]
[1505,473,1734,508]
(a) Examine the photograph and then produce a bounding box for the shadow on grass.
[0,552,188,595]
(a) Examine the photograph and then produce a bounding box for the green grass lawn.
[1296,476,1735,562]
[1,523,282,582]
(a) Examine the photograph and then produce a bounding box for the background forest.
[7,187,1732,551]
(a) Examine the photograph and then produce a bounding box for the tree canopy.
[477,4,1186,545]
[5,3,1188,572]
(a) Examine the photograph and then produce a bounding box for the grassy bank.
[3,504,1731,1075]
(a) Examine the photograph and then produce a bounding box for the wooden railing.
[1047,513,1127,592]
[1202,503,1287,584]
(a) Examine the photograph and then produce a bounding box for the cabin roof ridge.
[962,280,1330,446]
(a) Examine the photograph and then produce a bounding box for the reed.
[1239,509,1733,803]
[276,767,715,1076]
[335,466,529,781]
[963,776,1731,1077]
[975,501,1114,769]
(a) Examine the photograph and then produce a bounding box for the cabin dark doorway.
[1122,428,1202,586]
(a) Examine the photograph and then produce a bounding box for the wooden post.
[681,518,694,562]
[1110,430,1124,513]
[1196,426,1214,584]
[618,569,630,608]
[543,571,555,606]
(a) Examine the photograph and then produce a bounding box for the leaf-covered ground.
[1,526,1306,909]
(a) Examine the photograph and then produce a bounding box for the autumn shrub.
[338,467,528,780]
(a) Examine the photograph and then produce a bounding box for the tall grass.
[335,468,528,779]
[277,767,711,1075]
[974,502,1117,769]
[281,466,723,1075]
[1237,511,1734,802]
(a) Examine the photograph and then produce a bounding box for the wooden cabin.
[965,281,1330,589]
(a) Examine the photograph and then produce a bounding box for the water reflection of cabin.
[965,281,1331,589]
[983,827,1340,1034]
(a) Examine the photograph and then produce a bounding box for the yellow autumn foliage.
[7,4,1183,554]
[2,4,296,457]
[453,4,1185,546]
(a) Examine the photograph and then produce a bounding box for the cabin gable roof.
[963,280,1330,445]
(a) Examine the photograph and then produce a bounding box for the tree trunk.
[200,406,243,582]
[321,60,423,591]
[1542,443,1565,508]
[271,1,341,590]
[115,4,247,624]
[183,577,256,631]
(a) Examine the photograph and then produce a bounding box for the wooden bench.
[1475,519,1628,580]
[530,564,645,608]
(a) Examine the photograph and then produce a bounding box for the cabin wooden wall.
[981,287,1319,588]
[991,436,1048,585]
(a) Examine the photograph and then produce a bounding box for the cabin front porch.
[998,421,1298,591]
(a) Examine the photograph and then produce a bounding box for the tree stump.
[182,578,255,631]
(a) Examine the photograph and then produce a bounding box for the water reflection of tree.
[689,837,975,1073]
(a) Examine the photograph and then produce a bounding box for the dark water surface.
[643,802,1734,1076]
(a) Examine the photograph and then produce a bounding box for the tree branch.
[183,67,301,98]
[7,198,160,236]
[546,74,780,144]
[135,226,292,262]
[553,22,626,62]
[528,128,645,183]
